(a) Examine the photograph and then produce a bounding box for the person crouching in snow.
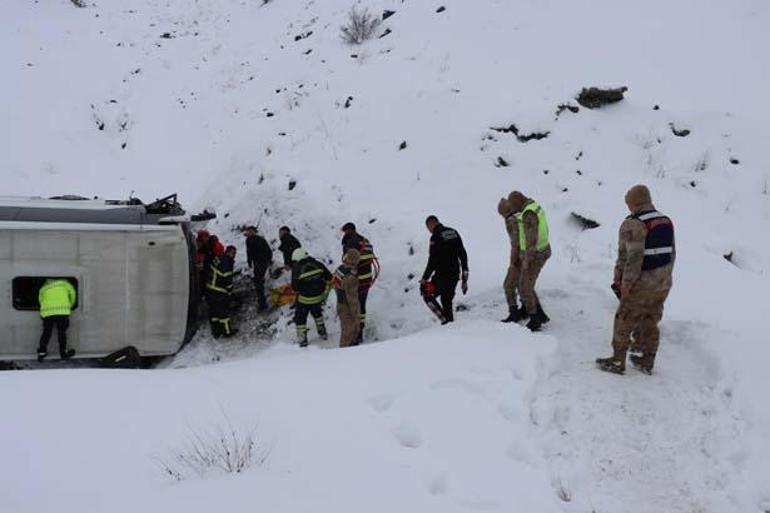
[333,249,362,347]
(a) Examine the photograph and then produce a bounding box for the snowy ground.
[3,0,770,512]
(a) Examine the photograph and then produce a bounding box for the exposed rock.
[288,179,297,191]
[436,6,446,13]
[571,212,600,230]
[490,124,549,143]
[382,10,396,20]
[576,86,628,109]
[379,28,392,38]
[399,141,407,150]
[556,103,580,117]
[669,123,691,137]
[495,156,509,168]
[730,158,740,165]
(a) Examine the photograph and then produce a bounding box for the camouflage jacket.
[504,214,521,267]
[614,203,675,293]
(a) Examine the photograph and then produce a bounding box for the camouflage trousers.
[337,305,360,348]
[520,249,550,315]
[612,288,670,357]
[503,264,521,308]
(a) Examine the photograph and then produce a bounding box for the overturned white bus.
[0,194,212,361]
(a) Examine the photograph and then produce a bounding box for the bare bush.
[340,5,381,45]
[157,419,269,481]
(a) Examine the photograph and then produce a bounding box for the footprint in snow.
[393,421,422,448]
[431,377,487,397]
[367,394,394,413]
[425,472,448,496]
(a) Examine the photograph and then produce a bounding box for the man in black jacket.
[278,226,302,269]
[207,245,239,338]
[421,215,469,324]
[244,226,272,311]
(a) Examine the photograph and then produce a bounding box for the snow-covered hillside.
[3,0,770,512]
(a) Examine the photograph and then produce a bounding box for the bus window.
[12,277,79,311]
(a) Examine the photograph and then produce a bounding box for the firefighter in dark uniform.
[421,215,469,324]
[291,248,332,347]
[341,222,378,343]
[244,226,272,312]
[207,245,239,339]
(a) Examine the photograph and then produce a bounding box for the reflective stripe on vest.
[631,210,674,270]
[517,202,550,251]
[299,268,324,280]
[644,247,673,256]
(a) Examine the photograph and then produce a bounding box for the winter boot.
[60,348,76,360]
[630,353,656,375]
[501,306,528,323]
[536,302,550,325]
[318,326,328,341]
[298,335,309,348]
[525,309,547,332]
[596,352,626,375]
[37,349,47,363]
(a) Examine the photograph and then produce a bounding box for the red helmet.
[196,229,210,242]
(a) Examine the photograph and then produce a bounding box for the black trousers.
[39,316,70,355]
[253,264,269,308]
[208,291,233,337]
[358,289,368,326]
[294,302,325,337]
[434,276,458,322]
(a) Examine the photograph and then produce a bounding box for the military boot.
[596,352,626,375]
[630,353,656,375]
[525,309,547,332]
[501,306,528,323]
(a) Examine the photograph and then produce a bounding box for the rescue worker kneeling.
[207,245,239,339]
[291,248,332,347]
[333,249,362,347]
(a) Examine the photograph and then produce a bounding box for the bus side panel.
[125,229,189,355]
[78,231,128,353]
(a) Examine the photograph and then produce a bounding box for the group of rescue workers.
[34,183,674,377]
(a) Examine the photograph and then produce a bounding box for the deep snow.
[3,0,770,512]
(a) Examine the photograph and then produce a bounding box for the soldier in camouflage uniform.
[597,185,675,375]
[333,249,362,347]
[507,191,552,331]
[497,197,525,322]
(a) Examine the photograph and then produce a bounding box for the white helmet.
[292,247,308,262]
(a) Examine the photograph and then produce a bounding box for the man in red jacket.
[196,230,224,295]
